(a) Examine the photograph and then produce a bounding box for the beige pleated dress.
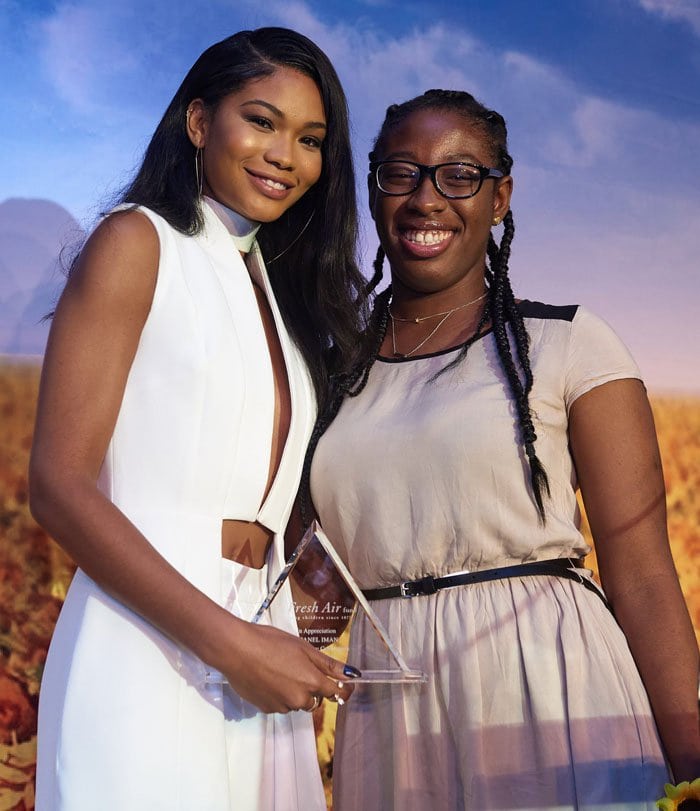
[311,301,670,811]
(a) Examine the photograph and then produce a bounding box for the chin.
[393,274,446,295]
[254,198,305,224]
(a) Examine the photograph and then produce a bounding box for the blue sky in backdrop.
[1,0,699,391]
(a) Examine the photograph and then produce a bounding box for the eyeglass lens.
[377,162,484,197]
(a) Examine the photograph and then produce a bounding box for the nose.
[407,174,447,213]
[264,134,294,171]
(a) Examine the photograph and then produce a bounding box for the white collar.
[203,196,261,253]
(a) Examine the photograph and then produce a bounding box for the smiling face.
[370,108,512,301]
[187,66,326,223]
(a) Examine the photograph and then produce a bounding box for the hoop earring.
[195,147,204,197]
[266,211,315,264]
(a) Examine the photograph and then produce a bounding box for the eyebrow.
[241,99,327,130]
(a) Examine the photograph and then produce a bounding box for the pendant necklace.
[389,289,489,358]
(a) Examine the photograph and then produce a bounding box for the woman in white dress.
[30,27,364,811]
[306,90,700,809]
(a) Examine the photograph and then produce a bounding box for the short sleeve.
[564,306,642,411]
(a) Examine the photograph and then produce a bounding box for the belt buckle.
[400,575,437,598]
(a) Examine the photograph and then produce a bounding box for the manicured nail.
[343,664,362,678]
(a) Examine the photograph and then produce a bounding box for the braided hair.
[301,89,550,524]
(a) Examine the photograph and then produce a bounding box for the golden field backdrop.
[0,359,698,810]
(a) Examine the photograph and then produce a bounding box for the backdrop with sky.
[1,0,699,392]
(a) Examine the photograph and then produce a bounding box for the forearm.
[569,381,700,781]
[607,569,700,781]
[29,469,357,712]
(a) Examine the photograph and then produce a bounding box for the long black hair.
[300,88,550,524]
[114,27,367,405]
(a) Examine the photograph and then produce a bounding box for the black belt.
[362,558,610,609]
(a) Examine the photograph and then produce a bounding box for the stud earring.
[492,216,502,226]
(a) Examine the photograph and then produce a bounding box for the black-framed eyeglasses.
[370,160,505,199]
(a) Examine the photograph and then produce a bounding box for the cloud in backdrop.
[2,0,698,390]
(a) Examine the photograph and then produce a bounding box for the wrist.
[188,603,246,671]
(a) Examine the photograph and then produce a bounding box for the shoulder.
[86,207,160,265]
[518,299,579,323]
[547,305,643,408]
[66,208,161,316]
[518,300,629,349]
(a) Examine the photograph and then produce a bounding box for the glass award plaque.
[252,521,427,684]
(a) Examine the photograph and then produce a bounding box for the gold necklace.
[389,290,489,358]
[389,289,488,324]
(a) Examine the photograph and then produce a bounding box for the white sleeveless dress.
[35,201,326,811]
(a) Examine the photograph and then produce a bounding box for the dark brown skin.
[371,109,511,356]
[569,380,699,783]
[372,107,699,783]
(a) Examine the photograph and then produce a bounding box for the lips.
[403,229,452,245]
[398,225,455,257]
[245,168,294,200]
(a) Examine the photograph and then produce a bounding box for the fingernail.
[343,664,362,678]
[337,680,344,689]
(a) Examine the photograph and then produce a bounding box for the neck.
[203,196,261,253]
[390,276,488,320]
